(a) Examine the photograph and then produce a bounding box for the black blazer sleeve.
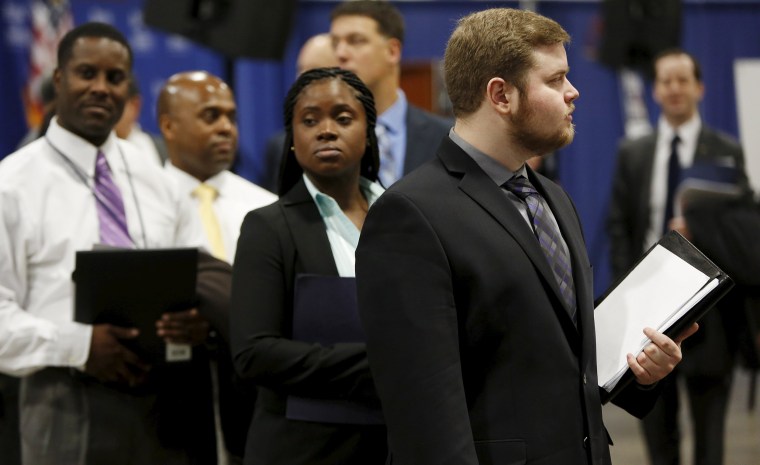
[607,137,650,280]
[403,106,452,175]
[258,132,286,194]
[357,190,477,464]
[230,200,376,403]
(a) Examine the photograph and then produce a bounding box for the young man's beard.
[510,93,575,156]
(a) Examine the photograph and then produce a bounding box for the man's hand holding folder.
[626,323,699,387]
[596,231,733,402]
[85,323,150,386]
[74,248,202,386]
[83,307,209,387]
[156,308,210,345]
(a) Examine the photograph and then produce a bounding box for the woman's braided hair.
[278,67,379,196]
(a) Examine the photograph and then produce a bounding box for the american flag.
[23,0,73,130]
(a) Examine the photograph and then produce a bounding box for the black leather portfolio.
[595,231,733,403]
[72,247,198,363]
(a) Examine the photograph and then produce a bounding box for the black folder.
[72,247,199,363]
[285,274,384,425]
[595,231,733,404]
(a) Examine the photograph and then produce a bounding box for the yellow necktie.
[193,183,226,261]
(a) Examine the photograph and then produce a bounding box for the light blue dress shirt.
[303,175,385,277]
[376,89,408,186]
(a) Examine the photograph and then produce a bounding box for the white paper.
[595,245,711,392]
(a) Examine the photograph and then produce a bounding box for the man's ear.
[53,68,62,94]
[386,37,402,65]
[486,78,516,115]
[158,114,174,141]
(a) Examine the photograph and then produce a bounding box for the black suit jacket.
[607,125,748,377]
[607,126,747,279]
[399,104,451,176]
[356,137,658,465]
[259,104,451,192]
[230,179,386,465]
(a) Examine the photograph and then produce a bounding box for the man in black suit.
[608,49,748,465]
[330,0,451,187]
[356,8,694,465]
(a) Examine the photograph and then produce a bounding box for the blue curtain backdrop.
[1,0,759,296]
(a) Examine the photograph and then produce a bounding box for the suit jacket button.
[583,374,587,384]
[583,436,589,448]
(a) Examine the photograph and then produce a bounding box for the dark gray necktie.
[663,134,681,234]
[504,175,577,323]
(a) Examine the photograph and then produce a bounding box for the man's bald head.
[296,33,339,75]
[158,71,238,181]
[158,71,231,117]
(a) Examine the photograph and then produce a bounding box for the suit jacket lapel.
[404,106,428,173]
[530,172,590,340]
[438,138,578,332]
[281,179,338,276]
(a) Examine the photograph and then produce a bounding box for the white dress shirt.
[125,124,163,167]
[644,114,701,250]
[0,118,202,376]
[376,89,408,187]
[165,163,278,263]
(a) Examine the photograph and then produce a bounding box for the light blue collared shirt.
[376,89,408,186]
[303,175,385,277]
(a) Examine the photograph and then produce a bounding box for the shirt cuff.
[54,321,92,370]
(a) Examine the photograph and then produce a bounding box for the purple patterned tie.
[94,151,132,247]
[504,175,576,323]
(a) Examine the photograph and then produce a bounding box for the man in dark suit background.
[607,49,748,465]
[330,0,451,187]
[356,8,693,465]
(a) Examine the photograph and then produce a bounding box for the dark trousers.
[20,368,216,465]
[0,374,21,465]
[640,372,732,465]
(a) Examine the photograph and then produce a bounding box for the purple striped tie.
[504,175,576,323]
[94,151,132,247]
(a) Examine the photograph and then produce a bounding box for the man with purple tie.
[0,23,210,465]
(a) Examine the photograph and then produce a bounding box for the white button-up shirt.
[0,118,202,376]
[164,163,278,263]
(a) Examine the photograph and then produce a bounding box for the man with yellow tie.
[158,71,277,264]
[158,71,277,465]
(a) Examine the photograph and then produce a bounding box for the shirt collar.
[658,113,701,145]
[46,116,120,177]
[302,174,384,218]
[166,163,228,197]
[448,128,523,186]
[377,89,407,135]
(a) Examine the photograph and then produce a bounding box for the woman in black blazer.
[230,68,386,465]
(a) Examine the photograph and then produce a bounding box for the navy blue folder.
[285,274,384,425]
